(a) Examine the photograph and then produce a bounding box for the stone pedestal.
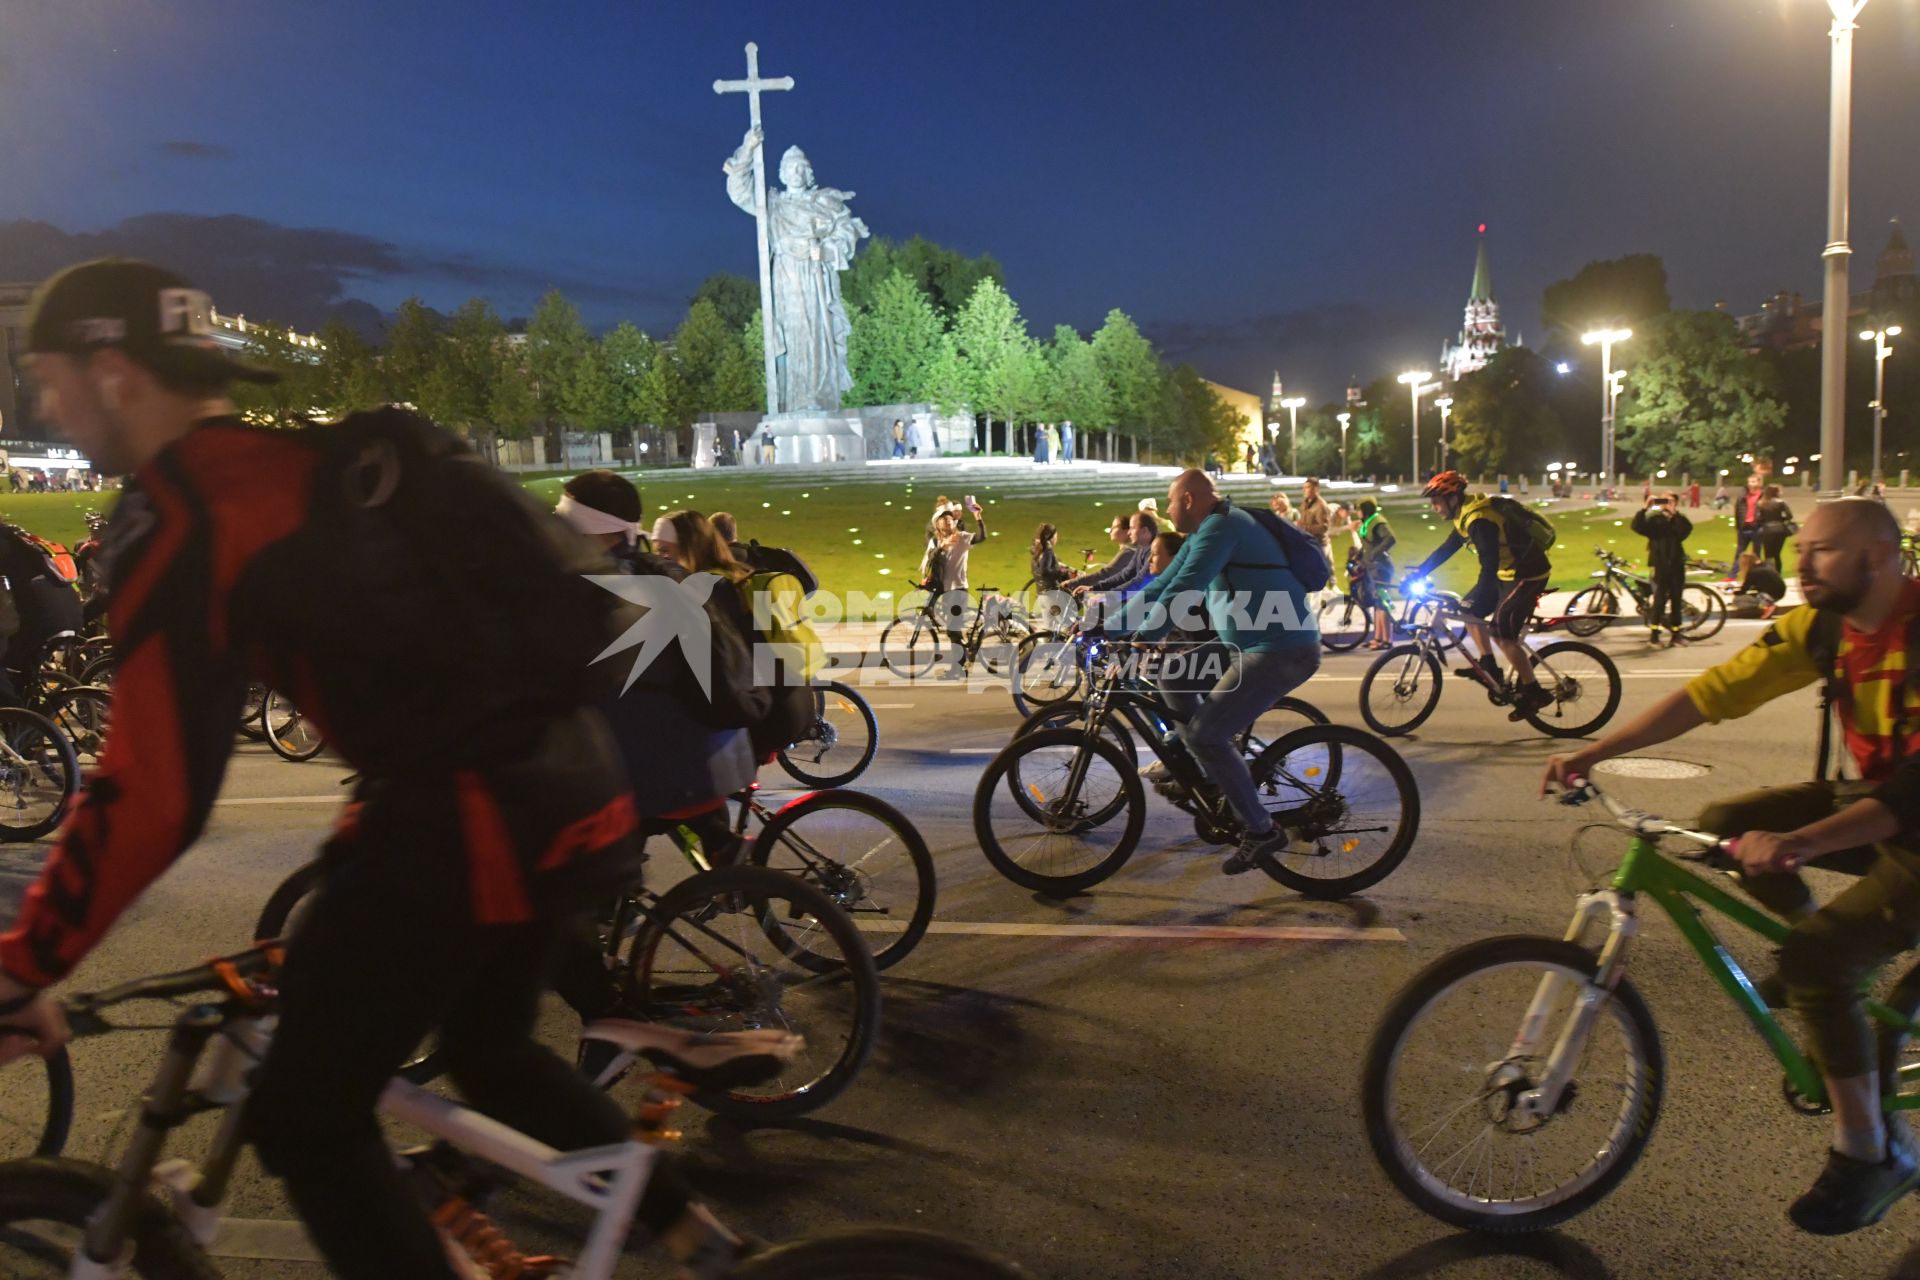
[692,423,718,469]
[759,412,866,465]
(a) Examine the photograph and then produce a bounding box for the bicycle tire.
[1358,646,1443,737]
[749,790,935,971]
[1009,631,1082,715]
[236,682,267,741]
[43,686,109,771]
[729,1227,1033,1279]
[1680,584,1726,640]
[0,1157,218,1278]
[1240,694,1329,759]
[879,616,941,680]
[0,1049,72,1162]
[262,690,325,762]
[1877,958,1920,1103]
[777,681,880,788]
[624,863,880,1119]
[1561,586,1617,638]
[0,708,79,842]
[1248,724,1419,898]
[1363,935,1664,1233]
[1011,699,1138,768]
[1522,641,1622,739]
[977,614,1030,678]
[973,728,1143,895]
[1316,593,1368,651]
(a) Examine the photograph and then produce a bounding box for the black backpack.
[1233,505,1332,593]
[737,539,819,598]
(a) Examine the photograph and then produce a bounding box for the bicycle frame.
[1514,835,1920,1122]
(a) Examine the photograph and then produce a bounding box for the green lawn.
[0,477,1788,618]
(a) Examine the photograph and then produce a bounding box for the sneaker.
[1648,628,1662,647]
[1139,761,1170,783]
[1507,683,1554,722]
[1788,1139,1920,1235]
[1222,825,1302,876]
[1151,774,1190,801]
[578,1021,802,1091]
[1453,657,1500,683]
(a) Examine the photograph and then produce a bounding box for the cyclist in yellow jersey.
[1543,498,1920,1234]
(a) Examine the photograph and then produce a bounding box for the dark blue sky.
[2,0,1919,397]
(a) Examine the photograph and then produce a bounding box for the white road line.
[208,1218,321,1262]
[858,918,1404,943]
[864,702,915,708]
[948,748,1001,755]
[216,795,343,806]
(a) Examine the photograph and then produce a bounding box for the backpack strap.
[1806,608,1843,781]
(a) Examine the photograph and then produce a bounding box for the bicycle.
[0,946,1028,1277]
[1562,548,1728,640]
[1012,686,1329,771]
[0,705,79,841]
[1358,587,1621,739]
[975,644,1419,898]
[1362,775,1920,1233]
[257,848,884,1120]
[775,678,879,787]
[879,584,1032,680]
[1317,578,1470,654]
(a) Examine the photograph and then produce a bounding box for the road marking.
[858,918,1404,942]
[864,702,915,708]
[207,1218,321,1262]
[217,795,343,806]
[948,748,1001,755]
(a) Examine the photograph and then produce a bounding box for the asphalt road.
[6,616,1920,1279]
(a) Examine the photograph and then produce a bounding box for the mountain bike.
[256,855,882,1121]
[0,947,1029,1277]
[0,706,78,841]
[1363,776,1920,1233]
[1317,579,1467,654]
[975,645,1419,898]
[1012,687,1329,770]
[776,678,879,787]
[879,584,1032,680]
[1358,588,1621,739]
[1563,548,1728,639]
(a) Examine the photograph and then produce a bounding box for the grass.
[0,476,1792,619]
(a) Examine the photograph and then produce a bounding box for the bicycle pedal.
[645,1070,701,1096]
[636,1097,684,1124]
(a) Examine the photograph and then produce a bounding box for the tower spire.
[1468,223,1493,303]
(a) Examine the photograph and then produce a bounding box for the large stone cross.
[714,43,793,416]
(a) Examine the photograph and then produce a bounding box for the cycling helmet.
[1422,470,1468,500]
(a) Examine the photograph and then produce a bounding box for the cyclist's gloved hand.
[0,981,67,1067]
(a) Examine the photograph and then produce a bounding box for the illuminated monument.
[1440,225,1507,382]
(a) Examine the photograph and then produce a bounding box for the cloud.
[157,141,231,161]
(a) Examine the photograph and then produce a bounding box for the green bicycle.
[1363,775,1920,1232]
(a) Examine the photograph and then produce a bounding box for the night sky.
[2,0,1919,399]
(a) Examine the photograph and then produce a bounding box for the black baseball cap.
[24,259,280,385]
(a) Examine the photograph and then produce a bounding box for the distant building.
[1441,227,1508,381]
[1203,379,1266,468]
[1738,219,1916,352]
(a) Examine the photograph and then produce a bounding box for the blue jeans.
[1161,644,1321,835]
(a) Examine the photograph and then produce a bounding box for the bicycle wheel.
[0,1050,72,1161]
[0,1158,212,1278]
[1877,958,1920,1110]
[620,864,880,1119]
[1010,632,1082,714]
[1363,935,1664,1232]
[262,689,325,761]
[776,681,879,788]
[879,615,942,680]
[749,790,935,971]
[1359,646,1443,737]
[1238,694,1329,760]
[730,1227,1033,1279]
[1012,699,1137,768]
[43,687,108,772]
[973,728,1142,895]
[977,614,1031,678]
[1249,725,1419,898]
[0,709,78,842]
[1522,641,1621,739]
[1560,586,1617,639]
[1404,599,1465,652]
[253,860,324,941]
[77,657,115,691]
[236,682,267,741]
[1316,594,1368,651]
[1680,584,1727,640]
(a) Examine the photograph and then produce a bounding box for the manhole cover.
[1594,757,1711,780]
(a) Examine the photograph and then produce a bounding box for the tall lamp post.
[1434,396,1453,472]
[1820,1,1872,493]
[1581,327,1632,487]
[1281,396,1306,475]
[1336,412,1352,479]
[1861,323,1901,484]
[1399,370,1433,481]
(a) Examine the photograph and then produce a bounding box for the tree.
[230,324,329,428]
[599,321,655,426]
[313,319,385,415]
[524,290,592,437]
[565,334,622,431]
[1615,310,1788,476]
[1540,254,1672,350]
[741,309,767,410]
[847,271,948,406]
[635,345,692,431]
[673,298,739,413]
[1157,364,1242,463]
[488,348,538,444]
[921,333,970,419]
[1091,310,1162,458]
[1344,375,1411,477]
[420,298,509,435]
[688,273,759,333]
[381,298,444,408]
[708,340,762,412]
[1044,325,1111,432]
[952,279,1032,453]
[844,235,1005,317]
[1446,347,1568,475]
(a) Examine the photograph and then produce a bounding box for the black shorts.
[1487,577,1546,641]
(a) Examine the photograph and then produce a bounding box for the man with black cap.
[0,262,762,1279]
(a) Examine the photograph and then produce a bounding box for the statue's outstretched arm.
[723,127,762,214]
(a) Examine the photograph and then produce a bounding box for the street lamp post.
[1861,324,1901,484]
[1434,396,1453,472]
[1281,396,1307,476]
[1820,1,1872,493]
[1581,328,1633,487]
[1336,412,1351,479]
[1399,371,1434,481]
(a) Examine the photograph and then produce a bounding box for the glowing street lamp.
[1582,327,1632,483]
[1434,396,1454,471]
[1861,323,1901,483]
[1399,371,1434,480]
[1281,395,1307,476]
[1336,412,1352,478]
[1818,1,1874,492]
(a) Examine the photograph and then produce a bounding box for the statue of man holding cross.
[717,45,869,416]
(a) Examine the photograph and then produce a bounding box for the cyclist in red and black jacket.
[0,261,756,1280]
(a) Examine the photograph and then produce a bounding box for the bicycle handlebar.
[1553,775,1732,854]
[65,945,280,1022]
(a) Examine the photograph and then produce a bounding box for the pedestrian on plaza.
[920,495,962,585]
[1139,497,1160,519]
[1270,491,1295,522]
[891,419,906,459]
[1297,477,1333,565]
[1030,522,1070,595]
[1758,484,1797,571]
[1354,498,1397,648]
[1205,451,1222,478]
[1060,420,1075,463]
[1715,478,1731,509]
[1519,474,1531,497]
[1242,442,1254,472]
[1632,490,1693,645]
[1689,480,1703,508]
[1032,424,1049,464]
[1046,422,1062,465]
[1735,475,1766,562]
[1731,549,1788,619]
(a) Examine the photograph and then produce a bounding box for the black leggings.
[244,797,685,1280]
[1649,568,1684,629]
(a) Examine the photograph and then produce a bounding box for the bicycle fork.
[1504,890,1640,1122]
